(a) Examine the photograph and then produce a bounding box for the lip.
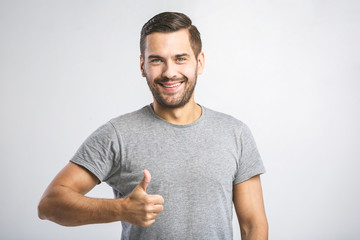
[158,81,184,92]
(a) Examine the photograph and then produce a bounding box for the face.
[140,29,204,109]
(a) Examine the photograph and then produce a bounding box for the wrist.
[114,197,128,222]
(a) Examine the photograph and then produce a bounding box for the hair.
[140,12,202,57]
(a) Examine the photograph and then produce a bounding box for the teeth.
[163,83,181,88]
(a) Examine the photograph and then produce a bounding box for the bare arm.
[233,175,268,240]
[38,162,164,227]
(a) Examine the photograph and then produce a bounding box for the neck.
[151,99,202,125]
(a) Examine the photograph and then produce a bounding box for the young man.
[38,12,268,239]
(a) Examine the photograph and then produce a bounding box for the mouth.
[160,82,182,88]
[158,81,184,92]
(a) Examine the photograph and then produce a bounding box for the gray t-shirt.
[70,105,265,240]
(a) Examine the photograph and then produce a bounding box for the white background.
[1,0,359,239]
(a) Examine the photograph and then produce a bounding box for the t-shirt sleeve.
[233,124,265,185]
[70,121,121,182]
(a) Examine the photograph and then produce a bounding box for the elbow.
[37,197,49,220]
[37,196,77,227]
[37,195,57,222]
[240,218,269,240]
[37,187,77,226]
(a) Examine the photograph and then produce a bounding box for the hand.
[121,170,164,227]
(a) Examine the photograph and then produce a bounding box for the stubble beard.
[146,72,198,109]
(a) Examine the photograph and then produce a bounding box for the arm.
[233,175,268,240]
[38,162,164,227]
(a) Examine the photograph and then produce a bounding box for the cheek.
[181,65,197,78]
[146,66,162,79]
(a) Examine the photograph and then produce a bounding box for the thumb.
[138,169,151,192]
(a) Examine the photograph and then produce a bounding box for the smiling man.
[38,12,268,240]
[142,28,202,111]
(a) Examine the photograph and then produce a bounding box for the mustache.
[154,76,188,84]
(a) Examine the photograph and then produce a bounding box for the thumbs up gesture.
[122,170,164,227]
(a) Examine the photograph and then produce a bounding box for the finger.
[146,194,164,205]
[144,212,160,221]
[142,200,163,213]
[150,205,164,213]
[138,169,151,191]
[141,219,156,227]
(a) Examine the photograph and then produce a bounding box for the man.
[38,12,268,239]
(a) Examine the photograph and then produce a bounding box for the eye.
[151,59,161,63]
[176,57,186,63]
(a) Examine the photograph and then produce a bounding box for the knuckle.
[144,205,152,213]
[143,220,155,227]
[144,213,151,221]
[155,195,164,203]
[144,196,152,204]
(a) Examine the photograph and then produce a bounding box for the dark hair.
[140,12,202,57]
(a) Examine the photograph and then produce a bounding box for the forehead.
[144,29,194,57]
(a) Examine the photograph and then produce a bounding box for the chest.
[115,127,239,198]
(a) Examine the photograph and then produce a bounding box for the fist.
[122,170,164,227]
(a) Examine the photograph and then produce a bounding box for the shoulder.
[107,105,154,134]
[110,105,151,125]
[203,106,246,130]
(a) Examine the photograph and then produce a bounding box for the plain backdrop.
[1,0,359,239]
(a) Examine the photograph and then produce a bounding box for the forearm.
[38,185,124,226]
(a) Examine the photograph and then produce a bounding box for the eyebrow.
[147,53,191,60]
[175,53,190,58]
[148,55,164,60]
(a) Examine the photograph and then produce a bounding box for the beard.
[145,72,198,109]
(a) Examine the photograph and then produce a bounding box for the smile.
[161,82,182,88]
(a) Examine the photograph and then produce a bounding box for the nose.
[161,61,178,79]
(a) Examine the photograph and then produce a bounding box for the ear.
[196,52,205,75]
[140,55,146,77]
